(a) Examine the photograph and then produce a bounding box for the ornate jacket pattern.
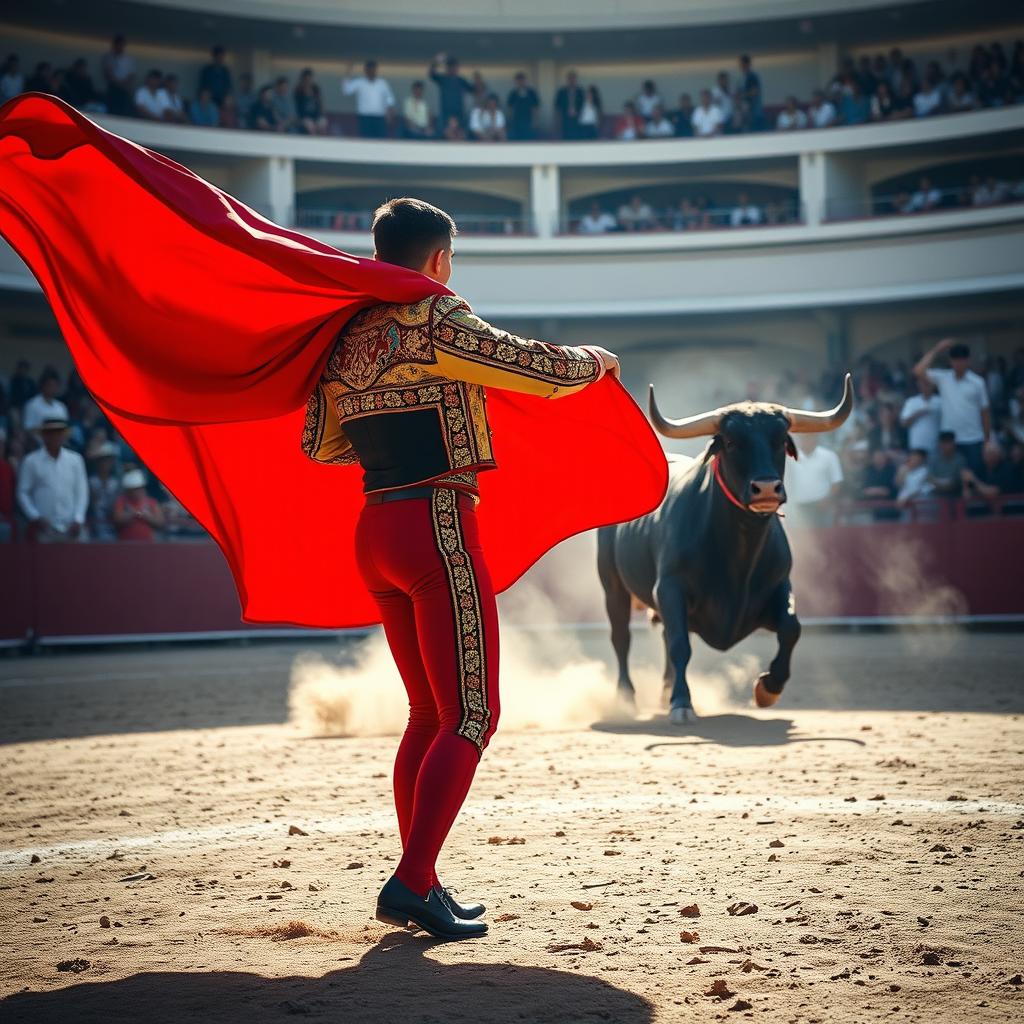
[301,293,602,493]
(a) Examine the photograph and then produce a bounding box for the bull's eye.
[723,438,736,452]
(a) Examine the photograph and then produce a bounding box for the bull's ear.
[701,436,723,464]
[786,434,798,460]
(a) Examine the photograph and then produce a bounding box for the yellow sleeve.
[429,295,603,398]
[300,381,357,465]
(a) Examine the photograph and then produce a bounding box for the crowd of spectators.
[760,341,1024,525]
[0,361,205,543]
[2,36,1020,143]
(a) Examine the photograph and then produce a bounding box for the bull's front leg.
[755,581,801,709]
[653,575,694,724]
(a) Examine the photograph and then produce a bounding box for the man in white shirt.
[617,195,656,232]
[635,80,662,121]
[134,70,171,120]
[16,416,89,542]
[342,60,395,138]
[914,338,990,475]
[643,106,675,138]
[691,90,724,137]
[808,90,837,128]
[896,449,934,510]
[775,97,808,131]
[913,79,944,117]
[468,94,506,141]
[730,192,762,227]
[101,34,137,116]
[402,81,432,139]
[785,435,844,525]
[579,202,617,234]
[711,72,734,124]
[904,176,941,213]
[22,369,69,435]
[899,378,942,455]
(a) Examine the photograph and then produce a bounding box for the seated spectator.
[506,72,539,141]
[294,68,327,135]
[887,77,916,120]
[22,368,69,436]
[861,448,897,498]
[840,81,870,125]
[896,449,934,507]
[271,76,297,133]
[189,87,219,127]
[235,72,256,124]
[0,430,14,543]
[808,89,838,128]
[962,439,1022,503]
[900,377,942,455]
[904,176,942,214]
[692,89,724,137]
[972,175,1009,206]
[26,62,54,94]
[614,101,644,140]
[671,197,707,231]
[947,72,977,112]
[1,54,23,101]
[672,93,695,137]
[219,92,240,129]
[134,69,170,121]
[62,58,105,112]
[730,191,762,227]
[469,94,507,141]
[786,434,844,526]
[198,45,232,107]
[402,81,433,139]
[775,96,808,131]
[343,60,394,138]
[635,80,661,121]
[16,416,88,542]
[928,430,967,495]
[617,195,656,232]
[113,468,164,541]
[442,115,466,141]
[913,71,945,117]
[161,74,187,123]
[870,80,897,121]
[101,34,137,116]
[248,85,278,131]
[87,441,120,541]
[711,72,734,124]
[578,202,617,234]
[644,105,675,138]
[577,86,602,140]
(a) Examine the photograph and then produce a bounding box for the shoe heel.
[375,905,410,928]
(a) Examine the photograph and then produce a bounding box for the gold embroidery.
[300,384,358,465]
[430,487,490,753]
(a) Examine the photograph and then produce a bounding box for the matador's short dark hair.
[372,197,457,271]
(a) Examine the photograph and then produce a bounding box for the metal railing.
[295,208,535,236]
[561,200,803,235]
[825,184,1024,222]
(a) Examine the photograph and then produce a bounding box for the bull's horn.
[782,372,854,434]
[648,385,722,439]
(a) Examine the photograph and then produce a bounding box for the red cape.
[0,94,667,627]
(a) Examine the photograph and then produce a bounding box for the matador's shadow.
[592,712,866,750]
[1,930,654,1024]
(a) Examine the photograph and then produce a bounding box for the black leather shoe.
[434,880,485,920]
[375,875,487,940]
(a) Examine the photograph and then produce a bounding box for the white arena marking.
[3,792,1020,870]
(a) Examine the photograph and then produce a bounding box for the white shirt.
[102,52,136,84]
[342,76,395,116]
[897,463,933,503]
[913,88,942,117]
[691,104,723,137]
[644,116,674,138]
[926,368,989,444]
[810,101,837,128]
[16,446,89,530]
[905,187,940,212]
[787,445,843,505]
[900,394,942,453]
[635,92,662,119]
[776,108,808,130]
[134,85,171,119]
[1,72,24,100]
[579,212,617,234]
[730,204,762,227]
[22,395,69,432]
[403,95,430,131]
[618,203,654,226]
[469,106,505,136]
[579,98,600,126]
[711,85,733,122]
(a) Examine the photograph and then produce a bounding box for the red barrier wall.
[1,516,1022,644]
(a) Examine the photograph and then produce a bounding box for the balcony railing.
[825,185,1024,222]
[561,200,803,235]
[295,208,535,236]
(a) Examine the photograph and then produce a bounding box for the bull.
[597,375,853,723]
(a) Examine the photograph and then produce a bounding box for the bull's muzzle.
[747,477,785,512]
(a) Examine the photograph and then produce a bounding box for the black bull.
[597,375,853,723]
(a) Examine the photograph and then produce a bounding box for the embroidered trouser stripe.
[429,487,491,752]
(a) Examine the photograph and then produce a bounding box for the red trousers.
[354,487,500,897]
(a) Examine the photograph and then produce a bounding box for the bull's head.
[648,373,853,515]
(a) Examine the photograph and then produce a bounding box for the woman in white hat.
[112,468,165,541]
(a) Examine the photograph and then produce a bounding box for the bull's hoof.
[753,674,782,708]
[669,705,694,725]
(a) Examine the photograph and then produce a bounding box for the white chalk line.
[3,792,1021,870]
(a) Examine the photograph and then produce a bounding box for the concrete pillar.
[231,156,295,226]
[799,151,826,227]
[530,163,561,237]
[800,151,868,224]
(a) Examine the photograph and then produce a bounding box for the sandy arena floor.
[0,628,1022,1023]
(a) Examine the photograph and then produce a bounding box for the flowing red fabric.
[0,94,668,627]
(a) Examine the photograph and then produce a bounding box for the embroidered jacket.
[301,293,603,495]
